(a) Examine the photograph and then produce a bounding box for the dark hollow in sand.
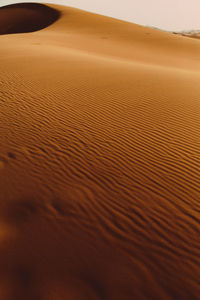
[0,3,60,35]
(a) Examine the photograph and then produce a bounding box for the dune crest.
[0,3,60,35]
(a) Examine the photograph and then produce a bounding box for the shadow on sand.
[0,3,60,35]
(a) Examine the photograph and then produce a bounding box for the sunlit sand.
[0,3,200,299]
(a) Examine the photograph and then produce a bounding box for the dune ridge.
[0,3,200,299]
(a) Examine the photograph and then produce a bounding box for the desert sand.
[0,3,200,299]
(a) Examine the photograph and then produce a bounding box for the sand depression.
[0,3,200,300]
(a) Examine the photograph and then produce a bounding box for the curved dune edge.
[0,3,60,35]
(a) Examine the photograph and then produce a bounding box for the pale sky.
[0,0,200,31]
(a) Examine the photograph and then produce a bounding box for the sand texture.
[0,3,200,299]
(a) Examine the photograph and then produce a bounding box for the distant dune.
[0,3,200,300]
[181,33,200,40]
[173,30,200,40]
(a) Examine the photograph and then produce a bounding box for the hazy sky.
[0,0,200,31]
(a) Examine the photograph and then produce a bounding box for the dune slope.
[0,3,200,300]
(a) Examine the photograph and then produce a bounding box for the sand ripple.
[0,3,200,299]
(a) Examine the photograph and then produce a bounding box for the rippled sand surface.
[0,3,200,299]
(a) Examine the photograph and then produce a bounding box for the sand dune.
[0,3,200,299]
[182,33,200,40]
[174,31,200,40]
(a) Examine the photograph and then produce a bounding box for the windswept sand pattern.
[0,3,200,300]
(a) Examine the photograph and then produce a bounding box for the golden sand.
[0,3,200,299]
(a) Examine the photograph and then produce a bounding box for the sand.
[0,3,200,299]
